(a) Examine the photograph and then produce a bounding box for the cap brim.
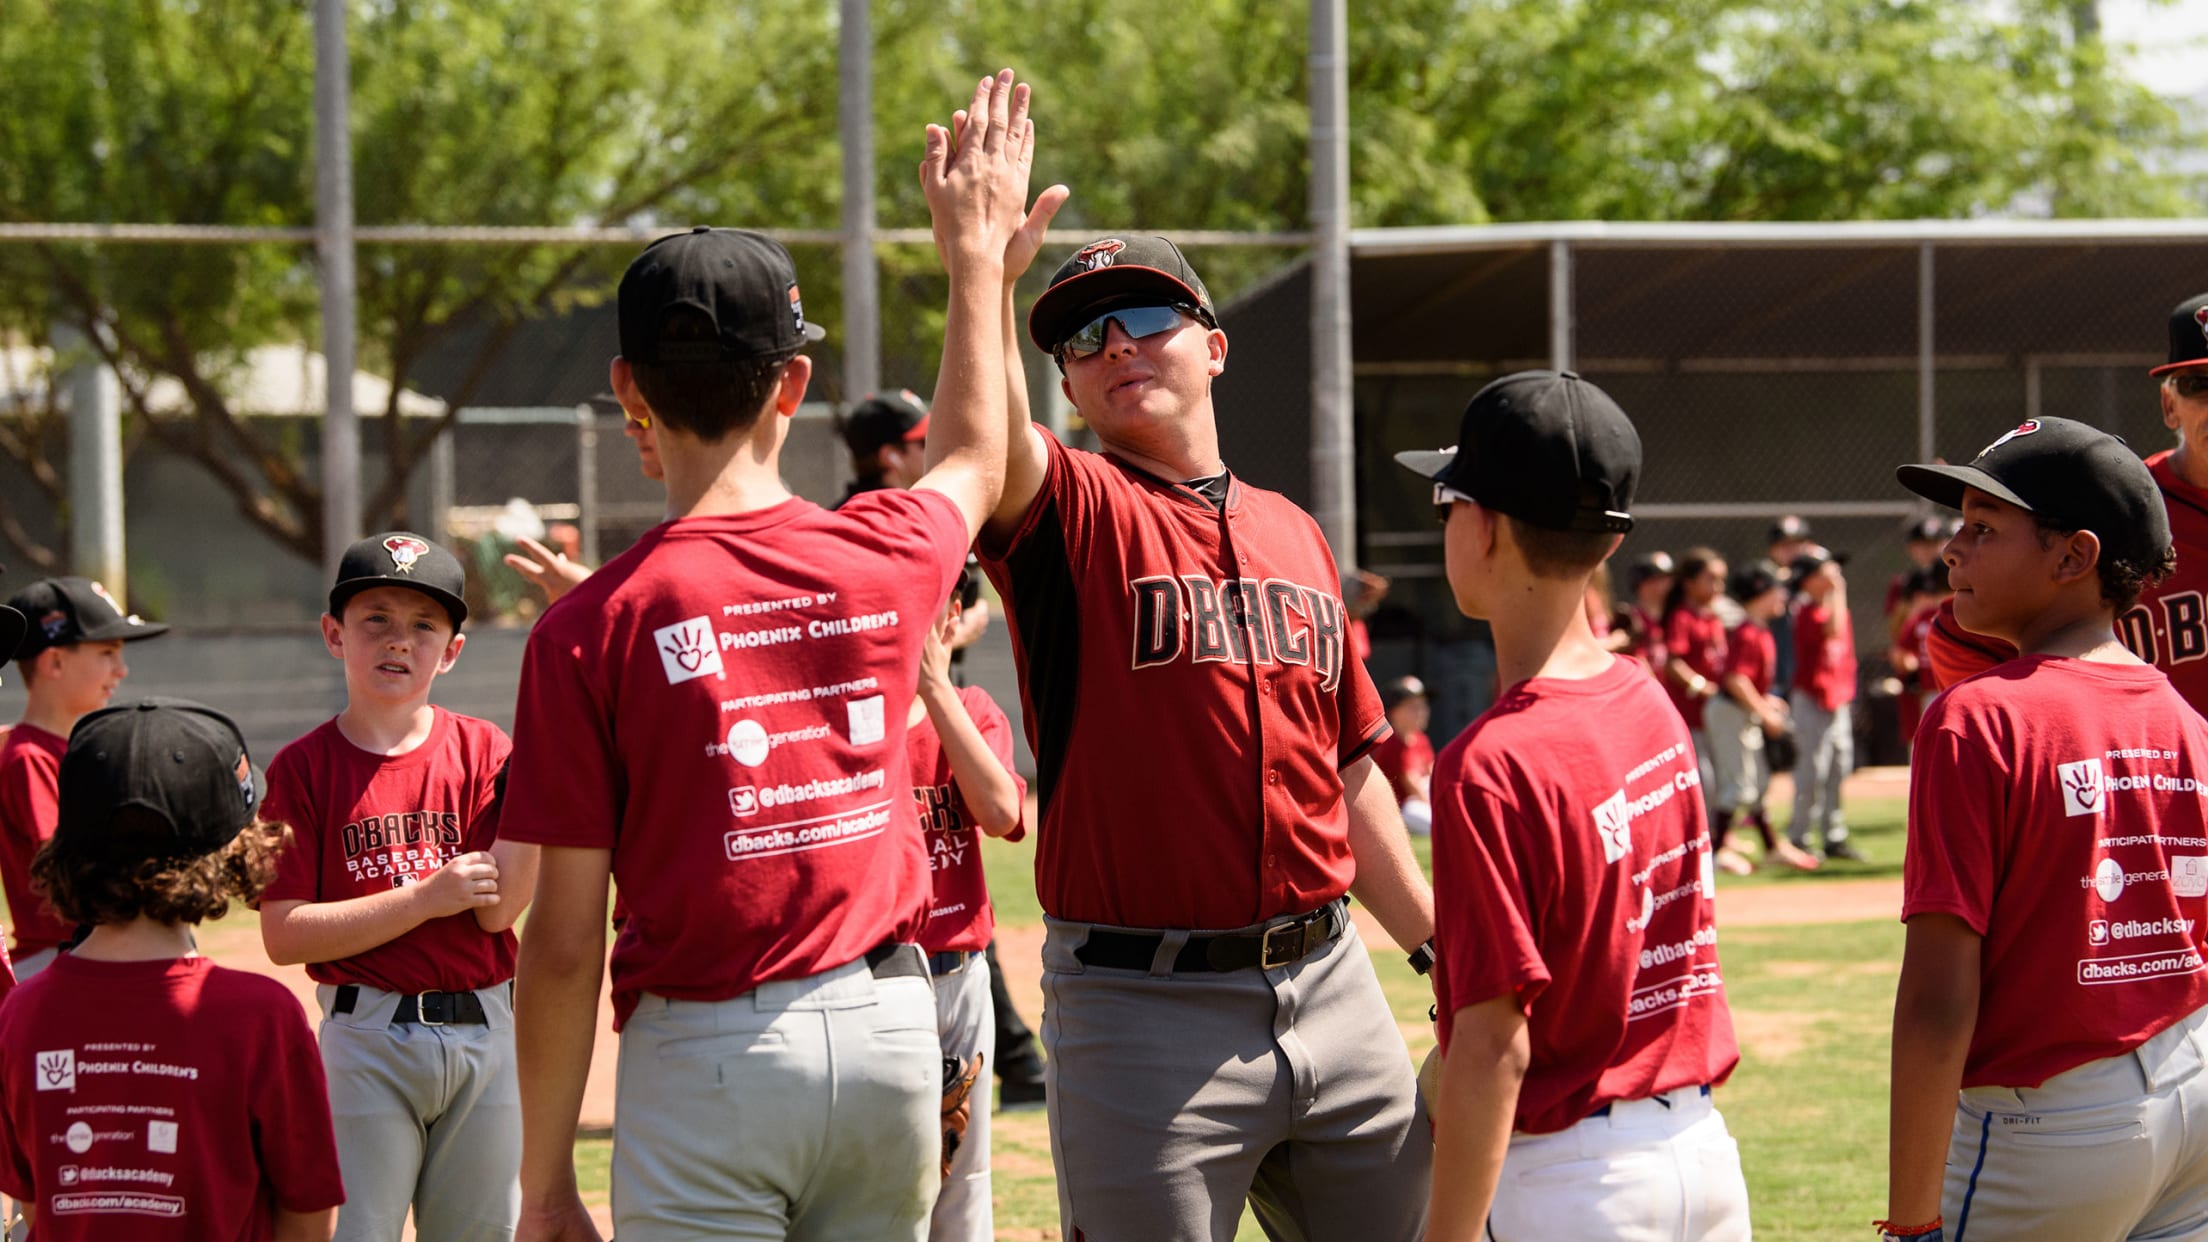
[903,413,930,442]
[1896,463,2034,514]
[798,321,826,344]
[2151,359,2208,377]
[79,618,169,644]
[1028,266,1208,351]
[0,606,23,664]
[331,578,469,628]
[1393,448,1457,481]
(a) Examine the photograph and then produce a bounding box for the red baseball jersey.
[1371,729,1434,803]
[1663,607,1728,729]
[907,684,1027,955]
[262,709,514,994]
[1790,600,1858,710]
[500,489,967,1028]
[1723,620,1776,697]
[1431,655,1739,1135]
[2114,451,2208,711]
[0,724,71,958]
[0,955,345,1240]
[1923,597,2015,692]
[1616,602,1667,676]
[979,430,1388,930]
[1905,656,2208,1087]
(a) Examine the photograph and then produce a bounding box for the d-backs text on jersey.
[1129,574,1346,692]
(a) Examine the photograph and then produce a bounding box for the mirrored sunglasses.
[1057,303,1200,360]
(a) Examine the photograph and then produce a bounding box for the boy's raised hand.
[416,850,501,918]
[921,70,1034,276]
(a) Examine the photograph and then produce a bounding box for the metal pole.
[1307,0,1356,567]
[55,322,125,599]
[314,0,359,577]
[838,0,880,404]
[1918,242,1936,461]
[1549,239,1574,371]
[576,404,601,567]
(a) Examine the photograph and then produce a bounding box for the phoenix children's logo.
[2059,757,2105,818]
[36,1050,74,1092]
[383,535,430,575]
[1072,239,1126,272]
[1977,420,2041,460]
[653,615,724,685]
[1593,791,1633,864]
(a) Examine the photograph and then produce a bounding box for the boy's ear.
[2053,529,2104,590]
[437,630,467,673]
[318,613,345,659]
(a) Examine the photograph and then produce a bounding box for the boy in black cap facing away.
[1885,417,2208,1242]
[1403,371,1747,1241]
[258,532,533,1242]
[0,699,345,1241]
[835,388,933,509]
[0,576,167,979]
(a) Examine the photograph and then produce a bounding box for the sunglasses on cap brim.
[1433,483,1476,526]
[1055,303,1207,360]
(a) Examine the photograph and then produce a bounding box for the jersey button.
[1266,771,1280,785]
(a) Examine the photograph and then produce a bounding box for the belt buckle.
[416,991,449,1027]
[1260,917,1310,971]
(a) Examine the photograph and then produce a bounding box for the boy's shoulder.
[0,723,63,768]
[1449,657,1676,778]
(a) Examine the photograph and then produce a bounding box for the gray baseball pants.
[931,952,993,1242]
[611,952,940,1241]
[1039,914,1431,1242]
[315,982,521,1242]
[1787,692,1852,848]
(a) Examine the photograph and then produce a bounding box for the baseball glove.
[941,1052,984,1178]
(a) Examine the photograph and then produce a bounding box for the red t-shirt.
[499,490,968,1028]
[1371,730,1435,803]
[1790,599,1858,710]
[980,431,1389,929]
[1905,657,2208,1087]
[908,685,1027,955]
[1723,621,1776,696]
[262,710,514,994]
[1663,607,1728,729]
[0,955,345,1239]
[1431,656,1739,1135]
[0,724,72,957]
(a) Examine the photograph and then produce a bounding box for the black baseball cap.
[1906,515,1953,544]
[840,390,931,458]
[1789,547,1848,586]
[1730,565,1782,602]
[0,606,23,665]
[1626,550,1677,590]
[330,532,469,628]
[9,577,169,661]
[1768,515,1812,545]
[1380,675,1428,711]
[1395,370,1639,534]
[56,698,264,864]
[2152,293,2208,377]
[618,227,826,365]
[1027,236,1218,353]
[1896,416,2171,569]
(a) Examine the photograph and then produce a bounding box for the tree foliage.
[0,0,2194,577]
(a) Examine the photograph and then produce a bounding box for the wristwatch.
[1407,939,1436,976]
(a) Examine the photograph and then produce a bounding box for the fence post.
[314,0,360,577]
[428,418,454,549]
[1918,242,1936,462]
[54,322,125,599]
[576,403,600,567]
[1307,0,1356,567]
[1549,239,1574,372]
[838,0,880,405]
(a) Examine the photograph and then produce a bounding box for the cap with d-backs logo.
[55,698,264,864]
[1395,370,1640,535]
[1027,235,1218,352]
[2150,292,2208,377]
[1896,415,2171,569]
[330,532,468,627]
[6,577,169,661]
[618,227,827,365]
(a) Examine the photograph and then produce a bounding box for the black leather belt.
[1075,900,1347,974]
[866,942,928,981]
[1590,1083,1711,1118]
[333,984,490,1026]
